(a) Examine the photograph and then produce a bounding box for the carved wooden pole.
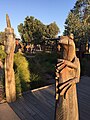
[55,35,80,120]
[5,14,16,102]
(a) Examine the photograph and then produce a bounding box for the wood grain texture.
[9,85,55,120]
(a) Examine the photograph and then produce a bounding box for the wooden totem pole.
[5,14,16,102]
[55,34,80,120]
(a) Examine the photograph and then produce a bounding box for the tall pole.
[5,14,16,102]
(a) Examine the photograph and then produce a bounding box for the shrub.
[0,46,6,60]
[81,57,90,76]
[26,52,57,87]
[14,53,30,96]
[30,73,44,89]
[0,46,5,96]
[34,52,56,76]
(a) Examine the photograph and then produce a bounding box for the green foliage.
[14,51,57,93]
[0,32,6,60]
[64,0,90,47]
[18,16,59,44]
[14,53,30,95]
[81,54,90,76]
[45,22,60,38]
[27,52,57,87]
[30,73,43,89]
[0,32,5,45]
[0,46,6,60]
[81,57,90,76]
[34,52,57,75]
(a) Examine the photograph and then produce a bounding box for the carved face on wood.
[58,36,76,61]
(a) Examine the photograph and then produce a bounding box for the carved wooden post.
[55,34,80,120]
[5,14,16,102]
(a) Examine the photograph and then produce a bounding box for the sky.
[0,0,77,38]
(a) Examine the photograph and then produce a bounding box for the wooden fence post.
[5,14,16,102]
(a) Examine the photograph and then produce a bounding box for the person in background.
[14,39,22,53]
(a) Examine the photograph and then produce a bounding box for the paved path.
[0,103,20,120]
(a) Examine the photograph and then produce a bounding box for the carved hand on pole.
[55,35,80,120]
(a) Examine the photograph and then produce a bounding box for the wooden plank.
[33,90,55,109]
[77,76,90,120]
[9,103,26,120]
[20,96,45,120]
[10,100,35,120]
[24,93,54,120]
[20,96,54,120]
[37,90,55,108]
[32,91,54,110]
[31,85,53,92]
[41,85,55,95]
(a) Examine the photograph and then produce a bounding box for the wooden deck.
[0,76,90,120]
[77,76,90,120]
[9,85,55,120]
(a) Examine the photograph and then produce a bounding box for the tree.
[18,16,60,44]
[64,0,90,48]
[0,32,5,45]
[0,32,6,60]
[45,22,60,38]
